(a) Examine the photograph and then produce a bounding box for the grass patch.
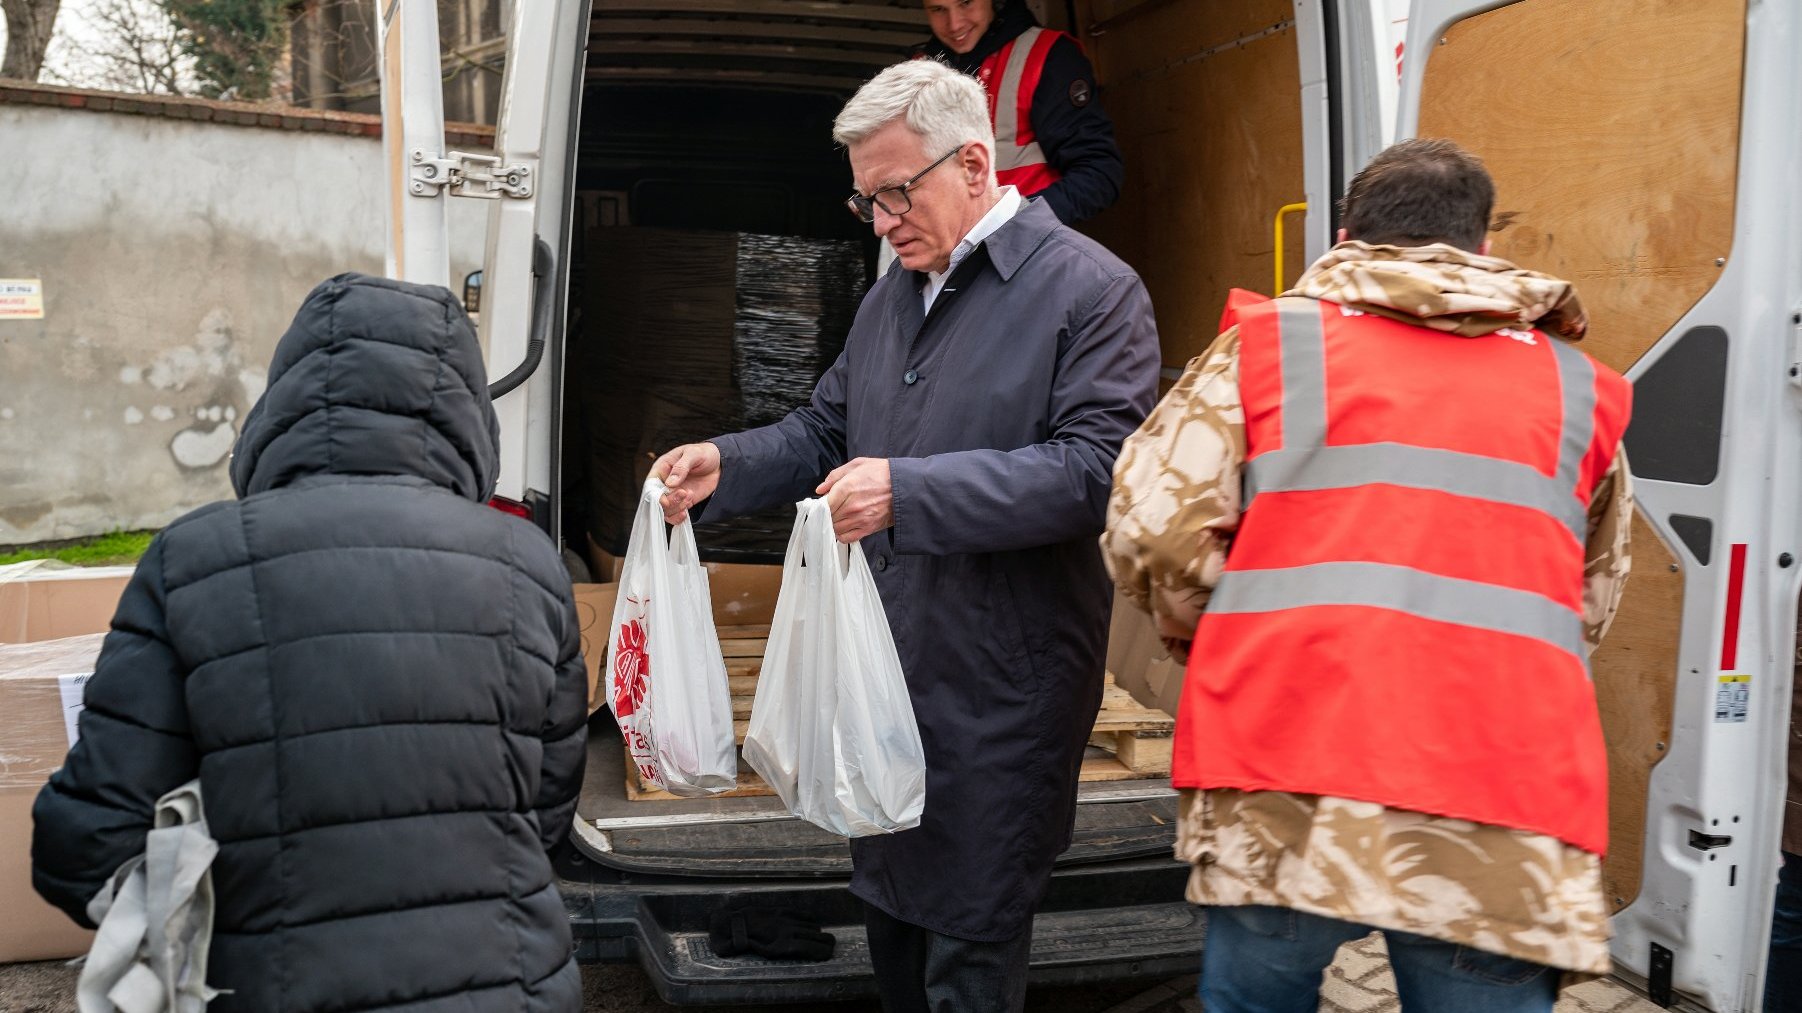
[0,530,156,568]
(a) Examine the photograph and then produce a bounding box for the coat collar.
[893,195,1060,294]
[982,197,1061,282]
[884,196,1063,334]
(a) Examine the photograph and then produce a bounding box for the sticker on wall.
[1715,674,1750,723]
[0,279,44,320]
[58,673,89,748]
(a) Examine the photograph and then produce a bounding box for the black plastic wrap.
[733,233,865,428]
[570,227,867,560]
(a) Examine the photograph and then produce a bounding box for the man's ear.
[1336,228,1349,243]
[963,142,992,191]
[1478,239,1492,256]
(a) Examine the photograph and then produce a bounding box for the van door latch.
[409,150,533,199]
[1687,829,1731,851]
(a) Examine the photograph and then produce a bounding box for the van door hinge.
[408,149,533,199]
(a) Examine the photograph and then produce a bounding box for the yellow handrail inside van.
[1273,202,1308,295]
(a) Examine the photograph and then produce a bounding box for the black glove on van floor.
[707,904,837,962]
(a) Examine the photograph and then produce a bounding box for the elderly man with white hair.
[654,59,1158,1011]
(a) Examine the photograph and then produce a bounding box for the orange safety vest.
[976,26,1066,196]
[1172,294,1632,855]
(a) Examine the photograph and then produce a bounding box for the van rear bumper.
[555,850,1203,1006]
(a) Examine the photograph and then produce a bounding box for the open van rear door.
[469,0,590,514]
[379,0,591,516]
[376,0,451,286]
[1397,1,1801,1008]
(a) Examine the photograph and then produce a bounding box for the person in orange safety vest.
[915,0,1122,224]
[1103,138,1635,1011]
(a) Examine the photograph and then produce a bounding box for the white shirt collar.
[923,186,1023,314]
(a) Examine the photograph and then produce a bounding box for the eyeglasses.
[845,146,964,223]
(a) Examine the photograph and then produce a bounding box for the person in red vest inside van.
[916,0,1122,224]
[1103,139,1635,1010]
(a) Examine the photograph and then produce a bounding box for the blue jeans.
[1770,852,1802,1013]
[1200,905,1559,1013]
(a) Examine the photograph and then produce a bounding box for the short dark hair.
[1337,138,1495,252]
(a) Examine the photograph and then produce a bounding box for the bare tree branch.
[40,0,193,93]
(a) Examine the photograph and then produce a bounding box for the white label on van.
[1715,674,1749,723]
[58,674,89,747]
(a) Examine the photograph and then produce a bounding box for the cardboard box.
[0,633,108,963]
[572,582,620,715]
[704,563,780,628]
[583,533,623,583]
[575,563,780,717]
[0,562,129,963]
[1106,600,1186,718]
[0,562,134,644]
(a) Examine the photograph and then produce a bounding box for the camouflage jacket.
[1102,242,1633,974]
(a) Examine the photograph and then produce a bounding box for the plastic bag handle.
[640,477,704,566]
[798,498,851,579]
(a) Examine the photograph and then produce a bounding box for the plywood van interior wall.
[1417,0,1747,911]
[1072,0,1308,368]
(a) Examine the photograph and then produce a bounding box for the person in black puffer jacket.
[31,274,587,1013]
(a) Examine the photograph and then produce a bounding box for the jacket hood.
[1287,240,1589,340]
[919,0,1040,71]
[229,274,499,501]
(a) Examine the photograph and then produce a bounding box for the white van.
[380,0,1802,1006]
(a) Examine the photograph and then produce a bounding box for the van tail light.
[488,496,533,520]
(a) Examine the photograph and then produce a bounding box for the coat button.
[874,556,889,571]
[903,369,918,385]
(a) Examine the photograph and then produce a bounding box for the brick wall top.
[0,81,495,148]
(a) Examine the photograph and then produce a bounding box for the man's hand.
[652,442,722,524]
[816,458,893,544]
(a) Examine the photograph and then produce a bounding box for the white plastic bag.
[78,779,221,1013]
[604,478,737,797]
[743,498,926,836]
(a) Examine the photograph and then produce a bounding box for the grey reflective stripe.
[1002,140,1048,171]
[1245,444,1588,540]
[1275,297,1327,447]
[991,27,1044,171]
[1210,561,1587,660]
[1245,300,1597,542]
[1550,336,1598,501]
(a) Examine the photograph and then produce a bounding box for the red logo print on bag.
[613,618,650,718]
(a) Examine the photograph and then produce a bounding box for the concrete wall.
[0,86,493,546]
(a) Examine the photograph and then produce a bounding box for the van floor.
[574,718,1179,877]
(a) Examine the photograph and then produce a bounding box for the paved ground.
[1102,935,1662,1013]
[1312,935,1662,1013]
[0,960,1149,1012]
[0,934,1661,1012]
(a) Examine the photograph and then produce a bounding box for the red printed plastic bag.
[742,498,926,836]
[604,478,737,797]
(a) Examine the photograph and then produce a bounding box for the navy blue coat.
[707,199,1159,940]
[32,275,588,1013]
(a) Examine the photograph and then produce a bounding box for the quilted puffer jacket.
[32,274,587,1013]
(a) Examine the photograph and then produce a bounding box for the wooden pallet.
[624,629,1176,800]
[1089,676,1176,776]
